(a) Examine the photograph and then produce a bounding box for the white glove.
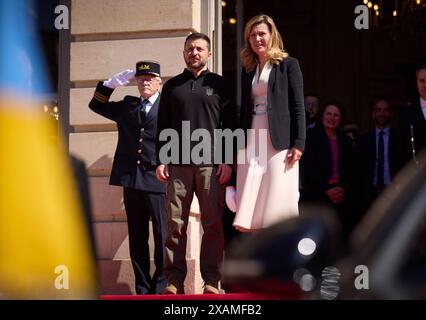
[225,186,237,213]
[103,69,135,89]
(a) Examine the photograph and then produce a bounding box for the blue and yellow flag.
[0,0,97,299]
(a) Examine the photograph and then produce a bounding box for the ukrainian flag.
[0,1,97,299]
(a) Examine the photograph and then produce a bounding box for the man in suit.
[89,61,167,294]
[304,94,320,130]
[356,99,404,215]
[400,64,426,164]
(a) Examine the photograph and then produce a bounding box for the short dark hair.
[370,98,392,112]
[416,64,426,76]
[184,32,211,51]
[304,93,320,100]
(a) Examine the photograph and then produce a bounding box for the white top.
[251,61,272,115]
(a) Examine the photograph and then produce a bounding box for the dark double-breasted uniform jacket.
[89,82,165,193]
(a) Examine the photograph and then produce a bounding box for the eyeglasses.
[136,77,157,83]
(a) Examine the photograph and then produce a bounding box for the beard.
[185,57,207,70]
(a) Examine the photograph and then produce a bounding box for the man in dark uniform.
[89,61,167,294]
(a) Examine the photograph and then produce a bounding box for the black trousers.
[123,188,167,294]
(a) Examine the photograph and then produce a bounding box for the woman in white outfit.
[226,14,306,232]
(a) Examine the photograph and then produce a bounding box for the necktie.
[377,130,385,190]
[140,99,149,122]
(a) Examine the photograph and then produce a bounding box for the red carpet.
[101,282,303,300]
[101,293,292,300]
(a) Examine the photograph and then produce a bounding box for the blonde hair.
[240,14,288,72]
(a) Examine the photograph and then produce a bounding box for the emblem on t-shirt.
[206,87,214,96]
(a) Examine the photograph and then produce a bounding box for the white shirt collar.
[141,91,159,105]
[376,126,390,135]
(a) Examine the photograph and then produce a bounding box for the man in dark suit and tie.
[356,99,404,215]
[400,64,426,164]
[89,61,167,294]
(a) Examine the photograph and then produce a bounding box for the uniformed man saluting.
[89,61,167,294]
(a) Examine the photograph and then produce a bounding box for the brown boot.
[163,281,184,294]
[203,281,220,294]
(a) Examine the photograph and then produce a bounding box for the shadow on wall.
[87,154,134,295]
[98,260,134,295]
[87,154,114,177]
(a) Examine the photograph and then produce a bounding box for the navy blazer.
[89,82,166,193]
[239,57,306,151]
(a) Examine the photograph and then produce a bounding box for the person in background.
[355,99,404,218]
[301,102,355,238]
[89,61,167,295]
[400,64,426,164]
[305,94,321,129]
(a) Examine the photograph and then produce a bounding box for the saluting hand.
[103,69,135,89]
